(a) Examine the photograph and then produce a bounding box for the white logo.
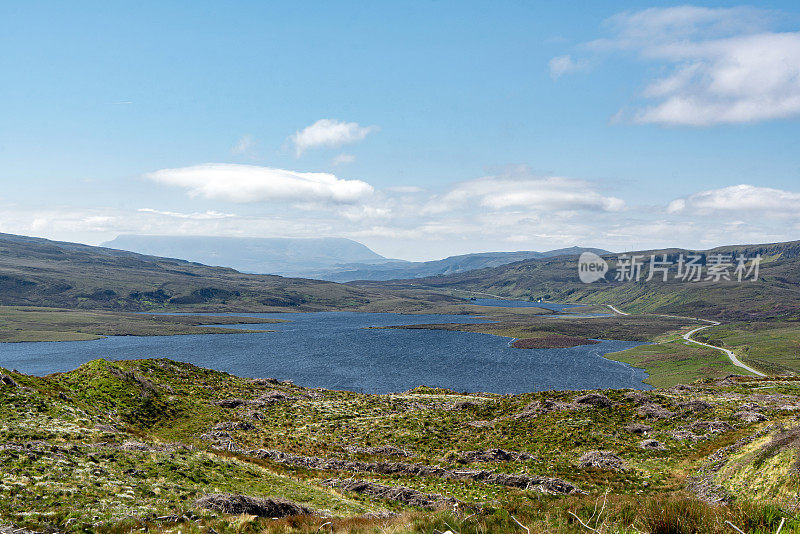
[578,252,608,283]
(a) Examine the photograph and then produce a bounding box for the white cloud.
[432,175,624,213]
[231,135,256,156]
[290,119,376,156]
[667,184,800,216]
[332,153,356,166]
[548,55,585,79]
[145,163,374,204]
[565,6,800,125]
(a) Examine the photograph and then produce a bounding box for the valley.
[1,233,799,533]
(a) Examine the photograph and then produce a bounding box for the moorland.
[1,233,799,533]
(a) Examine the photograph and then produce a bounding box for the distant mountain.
[103,235,612,282]
[312,247,612,282]
[102,235,389,277]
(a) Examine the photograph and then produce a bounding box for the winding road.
[681,323,766,377]
[606,305,766,377]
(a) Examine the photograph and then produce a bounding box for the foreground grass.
[1,358,799,532]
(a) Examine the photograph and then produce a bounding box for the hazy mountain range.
[103,235,610,281]
[103,235,387,278]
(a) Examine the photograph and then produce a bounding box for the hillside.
[314,247,611,282]
[0,233,456,312]
[0,358,797,533]
[371,240,800,321]
[103,235,389,276]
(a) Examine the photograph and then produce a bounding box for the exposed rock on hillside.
[253,450,581,494]
[624,423,652,435]
[688,421,734,433]
[195,493,314,517]
[325,479,458,509]
[346,445,411,457]
[678,400,713,412]
[578,450,626,470]
[455,449,536,464]
[638,403,675,420]
[640,439,666,450]
[0,374,17,387]
[574,393,612,408]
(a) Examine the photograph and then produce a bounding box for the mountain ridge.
[102,234,611,281]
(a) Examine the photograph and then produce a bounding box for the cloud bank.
[7,161,799,260]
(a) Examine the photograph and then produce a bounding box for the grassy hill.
[369,240,800,322]
[0,233,458,312]
[0,358,797,533]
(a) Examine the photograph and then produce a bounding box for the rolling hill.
[0,233,455,312]
[361,240,800,321]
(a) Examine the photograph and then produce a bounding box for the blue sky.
[2,1,799,260]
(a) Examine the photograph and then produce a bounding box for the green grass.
[607,333,747,388]
[2,358,800,532]
[694,321,800,375]
[0,306,282,342]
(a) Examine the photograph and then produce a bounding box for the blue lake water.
[467,298,582,311]
[0,308,650,394]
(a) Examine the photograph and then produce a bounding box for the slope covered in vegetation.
[1,359,798,533]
